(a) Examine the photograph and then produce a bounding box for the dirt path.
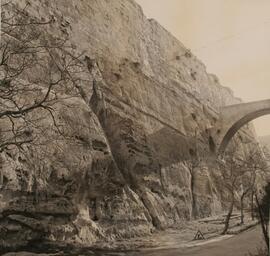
[134,225,264,256]
[96,225,264,256]
[3,224,263,256]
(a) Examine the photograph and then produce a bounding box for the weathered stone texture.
[0,0,262,250]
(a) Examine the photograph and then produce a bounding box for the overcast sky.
[135,0,270,136]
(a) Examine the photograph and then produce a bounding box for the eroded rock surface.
[0,0,265,251]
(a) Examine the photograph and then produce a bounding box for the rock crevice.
[0,0,264,250]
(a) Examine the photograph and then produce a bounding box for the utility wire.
[170,17,270,60]
[192,18,270,54]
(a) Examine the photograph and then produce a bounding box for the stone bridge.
[212,99,270,154]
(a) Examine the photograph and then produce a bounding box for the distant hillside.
[258,135,270,150]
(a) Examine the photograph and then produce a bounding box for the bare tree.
[239,181,255,225]
[218,146,245,235]
[218,143,269,234]
[0,1,86,154]
[238,147,269,224]
[255,184,270,254]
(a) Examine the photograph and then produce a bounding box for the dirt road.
[134,225,264,256]
[5,226,264,256]
[97,225,264,256]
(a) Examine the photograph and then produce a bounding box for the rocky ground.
[1,0,266,252]
[1,211,258,256]
[97,210,258,250]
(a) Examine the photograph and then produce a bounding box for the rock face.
[258,135,270,150]
[0,0,263,250]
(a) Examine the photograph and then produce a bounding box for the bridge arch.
[213,99,270,155]
[219,108,270,154]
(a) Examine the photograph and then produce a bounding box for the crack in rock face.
[0,0,266,252]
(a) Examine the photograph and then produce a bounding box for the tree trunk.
[251,190,254,220]
[240,189,250,225]
[255,193,269,253]
[240,195,244,225]
[222,195,234,235]
[191,174,196,219]
[188,168,196,220]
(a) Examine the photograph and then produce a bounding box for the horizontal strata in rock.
[0,0,263,251]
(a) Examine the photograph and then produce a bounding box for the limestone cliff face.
[0,0,260,250]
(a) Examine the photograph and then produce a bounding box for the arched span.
[219,108,270,154]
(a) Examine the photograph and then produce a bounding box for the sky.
[135,0,270,136]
